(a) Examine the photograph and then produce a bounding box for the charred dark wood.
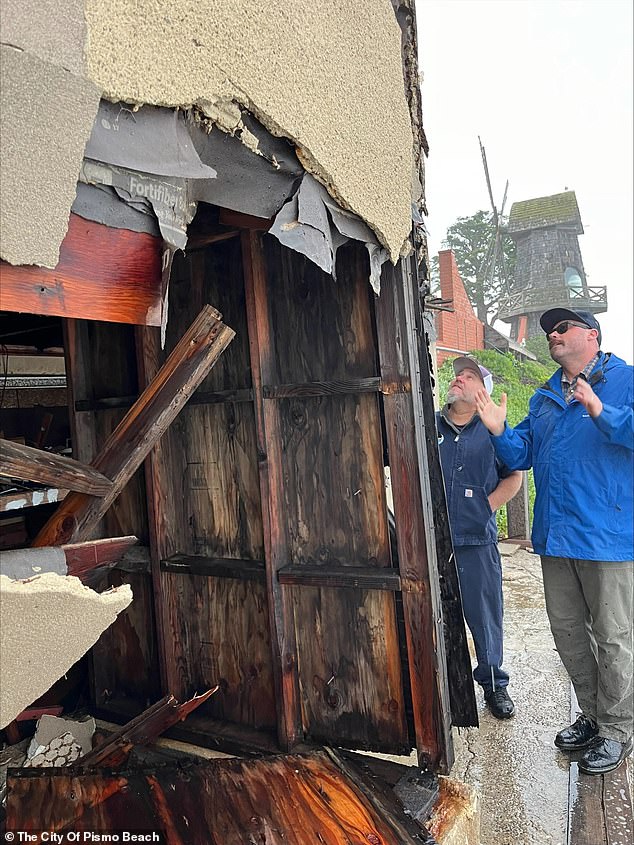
[161,554,266,582]
[278,564,401,591]
[74,387,253,412]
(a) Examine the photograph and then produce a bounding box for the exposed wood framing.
[375,258,454,772]
[241,229,303,750]
[32,306,235,547]
[0,439,112,495]
[0,215,164,325]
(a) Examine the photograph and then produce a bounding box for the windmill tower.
[497,191,608,340]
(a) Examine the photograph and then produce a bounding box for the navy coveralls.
[436,408,512,691]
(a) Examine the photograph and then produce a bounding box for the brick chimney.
[435,249,485,365]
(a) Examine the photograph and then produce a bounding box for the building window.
[564,266,583,294]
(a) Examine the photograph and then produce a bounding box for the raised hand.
[474,388,507,436]
[573,378,603,417]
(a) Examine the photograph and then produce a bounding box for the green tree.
[432,210,516,326]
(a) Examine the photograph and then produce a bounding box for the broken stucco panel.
[0,46,101,268]
[0,574,132,728]
[0,0,88,75]
[84,0,414,260]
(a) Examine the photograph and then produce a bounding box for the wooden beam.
[79,690,217,768]
[219,209,272,231]
[63,536,141,579]
[0,439,113,495]
[262,377,381,399]
[32,306,235,547]
[0,214,163,325]
[278,565,402,591]
[161,554,266,582]
[375,259,455,773]
[241,229,303,750]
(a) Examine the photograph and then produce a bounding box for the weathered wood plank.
[138,239,267,725]
[32,306,235,547]
[80,691,217,767]
[263,240,408,752]
[0,438,112,495]
[74,387,253,412]
[242,229,303,749]
[6,751,426,844]
[0,214,163,325]
[375,257,456,771]
[159,571,277,729]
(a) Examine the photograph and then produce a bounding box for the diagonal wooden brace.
[32,305,235,547]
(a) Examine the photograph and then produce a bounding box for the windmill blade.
[499,180,509,218]
[479,136,499,224]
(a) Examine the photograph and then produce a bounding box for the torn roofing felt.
[73,99,392,291]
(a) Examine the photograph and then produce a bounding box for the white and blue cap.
[452,356,494,395]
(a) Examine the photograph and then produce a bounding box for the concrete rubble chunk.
[0,574,132,729]
[27,714,96,760]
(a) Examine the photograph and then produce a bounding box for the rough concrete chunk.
[0,574,132,728]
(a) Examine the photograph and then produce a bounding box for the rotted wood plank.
[0,214,163,325]
[32,306,235,547]
[0,439,112,495]
[375,258,455,772]
[242,229,303,749]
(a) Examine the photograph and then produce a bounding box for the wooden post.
[506,473,531,540]
[32,306,234,547]
[241,230,303,750]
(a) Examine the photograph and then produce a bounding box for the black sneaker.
[578,736,633,775]
[484,687,515,719]
[554,715,599,751]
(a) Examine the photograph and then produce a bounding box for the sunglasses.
[546,321,592,338]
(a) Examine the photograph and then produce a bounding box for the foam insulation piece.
[27,714,96,758]
[0,0,87,76]
[0,574,132,729]
[0,46,101,268]
[84,0,414,261]
[0,547,67,581]
[24,731,83,767]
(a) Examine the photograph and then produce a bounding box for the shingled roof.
[507,191,583,234]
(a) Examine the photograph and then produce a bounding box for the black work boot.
[578,736,633,775]
[554,715,599,751]
[484,687,515,719]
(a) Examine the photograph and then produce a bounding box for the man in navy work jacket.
[437,356,523,719]
[475,308,633,774]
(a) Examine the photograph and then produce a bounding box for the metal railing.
[498,285,607,320]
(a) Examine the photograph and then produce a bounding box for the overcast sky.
[416,0,633,360]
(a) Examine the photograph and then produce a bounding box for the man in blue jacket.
[475,308,633,774]
[437,356,522,719]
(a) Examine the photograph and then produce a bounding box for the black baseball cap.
[540,308,602,346]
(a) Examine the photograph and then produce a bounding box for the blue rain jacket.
[491,352,634,561]
[436,409,512,546]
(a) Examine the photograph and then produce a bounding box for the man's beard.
[446,389,460,404]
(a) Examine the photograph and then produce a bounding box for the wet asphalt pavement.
[450,547,575,845]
